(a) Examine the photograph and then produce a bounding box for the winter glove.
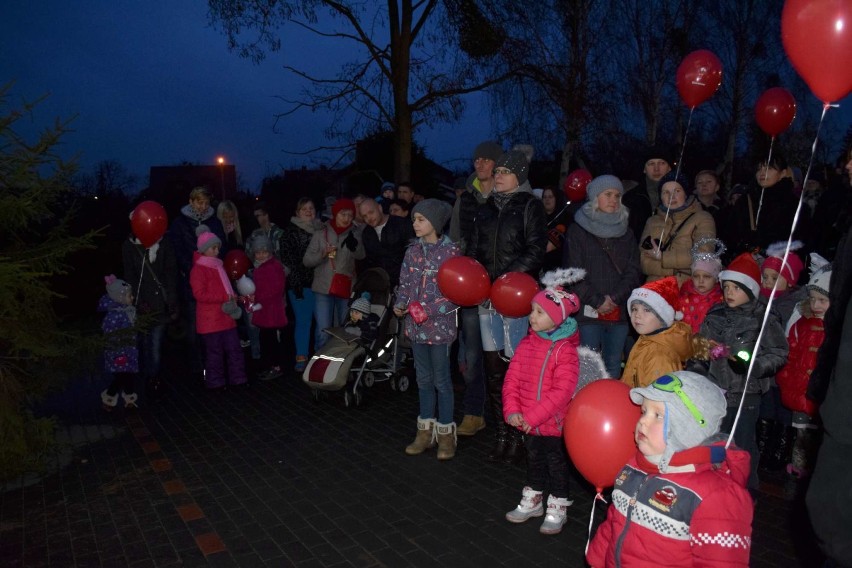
[343,232,358,251]
[222,299,242,320]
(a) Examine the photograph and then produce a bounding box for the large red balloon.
[676,50,723,108]
[564,169,592,202]
[130,201,168,248]
[489,272,539,318]
[563,380,641,493]
[224,249,251,280]
[755,87,797,137]
[782,0,852,103]
[436,256,491,306]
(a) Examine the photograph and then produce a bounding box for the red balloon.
[224,249,251,280]
[436,256,491,306]
[676,50,723,108]
[130,201,168,248]
[782,0,852,103]
[489,272,539,318]
[563,169,592,202]
[754,87,797,137]
[563,380,641,492]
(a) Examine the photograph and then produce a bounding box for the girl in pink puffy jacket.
[502,269,582,536]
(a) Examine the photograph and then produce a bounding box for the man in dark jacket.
[622,146,672,241]
[358,198,414,288]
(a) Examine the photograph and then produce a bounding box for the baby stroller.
[302,268,411,406]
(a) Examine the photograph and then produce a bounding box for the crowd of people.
[97,141,852,566]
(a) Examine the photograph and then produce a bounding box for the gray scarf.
[491,181,532,211]
[574,202,629,238]
[290,216,323,234]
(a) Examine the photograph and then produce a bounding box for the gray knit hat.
[251,234,272,254]
[105,275,132,304]
[350,292,372,315]
[495,150,530,185]
[586,175,624,203]
[630,371,726,472]
[412,199,453,235]
[472,141,503,163]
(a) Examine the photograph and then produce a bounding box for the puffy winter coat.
[168,205,227,302]
[190,258,237,335]
[689,298,788,406]
[449,172,489,255]
[587,443,753,568]
[679,279,723,334]
[395,235,460,344]
[776,315,823,416]
[469,185,548,280]
[360,214,415,287]
[250,257,288,329]
[99,295,139,373]
[502,324,580,437]
[621,321,693,388]
[303,222,365,296]
[640,198,716,286]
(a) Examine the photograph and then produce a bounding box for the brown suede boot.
[457,415,485,436]
[405,417,436,455]
[436,422,457,460]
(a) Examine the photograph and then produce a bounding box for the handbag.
[325,227,352,298]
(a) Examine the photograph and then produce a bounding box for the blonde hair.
[217,200,243,246]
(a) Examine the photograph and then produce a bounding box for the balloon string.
[547,203,571,228]
[726,103,831,450]
[585,492,607,555]
[134,254,145,308]
[659,106,695,247]
[755,138,775,228]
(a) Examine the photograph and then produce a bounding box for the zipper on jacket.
[534,342,557,436]
[613,473,654,566]
[490,205,504,279]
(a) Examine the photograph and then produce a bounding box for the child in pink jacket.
[502,268,582,536]
[249,234,288,381]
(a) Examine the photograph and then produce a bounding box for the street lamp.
[216,156,225,201]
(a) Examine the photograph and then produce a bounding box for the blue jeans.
[314,292,349,349]
[479,309,528,357]
[289,289,319,358]
[139,322,167,380]
[413,343,454,425]
[460,307,485,416]
[722,394,761,491]
[578,322,629,378]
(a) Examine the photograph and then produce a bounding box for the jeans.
[479,309,528,357]
[578,322,629,378]
[460,307,485,416]
[314,292,349,349]
[138,322,167,380]
[289,289,319,357]
[722,393,761,491]
[413,343,454,425]
[526,435,570,498]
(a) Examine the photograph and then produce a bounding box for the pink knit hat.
[761,241,804,286]
[533,268,585,326]
[196,224,221,253]
[690,237,726,278]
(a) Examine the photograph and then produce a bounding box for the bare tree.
[74,160,138,197]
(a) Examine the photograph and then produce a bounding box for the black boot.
[771,426,796,472]
[756,418,774,469]
[502,429,526,465]
[484,351,509,463]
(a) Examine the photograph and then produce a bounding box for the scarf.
[535,316,578,341]
[180,204,214,223]
[195,254,235,296]
[330,219,351,235]
[573,202,629,238]
[291,216,323,234]
[658,195,695,215]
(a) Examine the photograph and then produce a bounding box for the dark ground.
[0,338,826,567]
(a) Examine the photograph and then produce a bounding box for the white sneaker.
[539,495,573,535]
[505,487,544,523]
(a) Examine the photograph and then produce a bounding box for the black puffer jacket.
[469,185,547,280]
[361,214,415,287]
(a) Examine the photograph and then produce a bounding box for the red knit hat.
[720,252,761,299]
[628,276,682,327]
[332,198,356,217]
[761,241,804,287]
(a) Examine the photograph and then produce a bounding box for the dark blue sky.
[2,2,488,191]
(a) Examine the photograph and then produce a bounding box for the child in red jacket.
[776,253,831,478]
[502,268,582,535]
[249,235,288,381]
[190,226,247,390]
[679,237,724,334]
[587,371,753,567]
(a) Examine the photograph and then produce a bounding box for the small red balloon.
[224,249,251,280]
[436,256,491,306]
[563,380,641,493]
[676,50,723,108]
[489,272,539,318]
[782,0,852,103]
[564,169,592,202]
[130,201,168,248]
[755,87,797,137]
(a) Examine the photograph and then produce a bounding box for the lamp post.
[216,156,225,201]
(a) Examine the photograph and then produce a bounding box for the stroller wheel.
[364,373,375,388]
[397,374,410,392]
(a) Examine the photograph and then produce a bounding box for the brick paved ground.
[1,348,826,567]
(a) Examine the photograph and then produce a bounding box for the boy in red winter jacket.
[587,370,753,567]
[502,268,582,536]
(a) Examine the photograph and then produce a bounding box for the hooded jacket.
[679,279,723,334]
[640,198,716,286]
[621,321,693,388]
[190,255,237,335]
[502,323,580,437]
[587,443,753,568]
[776,311,823,416]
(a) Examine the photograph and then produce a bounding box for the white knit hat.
[806,252,832,296]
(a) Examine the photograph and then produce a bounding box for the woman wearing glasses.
[469,148,548,464]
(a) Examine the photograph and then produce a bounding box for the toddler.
[343,292,380,344]
[679,237,724,334]
[502,268,582,535]
[622,276,693,388]
[776,253,831,478]
[99,275,139,410]
[249,234,288,381]
[190,225,248,390]
[587,371,753,567]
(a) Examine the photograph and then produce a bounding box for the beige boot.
[405,417,436,455]
[435,422,457,460]
[457,415,485,436]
